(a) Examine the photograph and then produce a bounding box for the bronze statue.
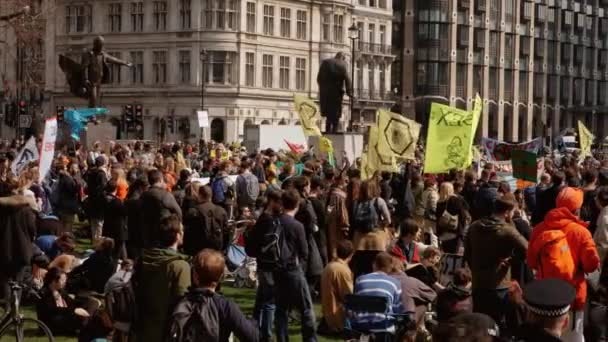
[316,52,353,133]
[59,36,132,108]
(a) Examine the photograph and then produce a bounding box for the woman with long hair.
[436,181,470,254]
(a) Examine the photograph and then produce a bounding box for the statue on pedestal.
[59,36,132,108]
[317,52,353,134]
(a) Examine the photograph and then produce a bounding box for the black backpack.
[166,290,220,342]
[184,205,223,255]
[105,280,137,326]
[257,218,284,269]
[352,199,380,233]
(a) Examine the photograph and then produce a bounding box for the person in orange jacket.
[527,187,600,334]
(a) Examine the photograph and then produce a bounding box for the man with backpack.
[183,185,229,255]
[140,170,182,248]
[464,196,528,333]
[274,190,317,342]
[236,159,260,210]
[245,189,283,342]
[166,249,259,342]
[528,187,600,334]
[134,215,191,342]
[212,161,236,211]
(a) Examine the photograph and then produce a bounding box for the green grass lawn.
[0,222,339,342]
[1,285,339,342]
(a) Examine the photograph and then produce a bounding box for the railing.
[356,88,396,101]
[357,42,395,56]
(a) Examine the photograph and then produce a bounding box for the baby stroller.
[225,221,258,289]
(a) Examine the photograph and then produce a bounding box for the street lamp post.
[200,49,208,139]
[348,23,360,132]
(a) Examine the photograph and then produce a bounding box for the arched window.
[211,118,225,142]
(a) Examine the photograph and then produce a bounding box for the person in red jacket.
[527,187,600,334]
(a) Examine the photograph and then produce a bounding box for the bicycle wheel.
[0,318,54,342]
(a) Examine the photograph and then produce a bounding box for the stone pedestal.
[309,133,364,167]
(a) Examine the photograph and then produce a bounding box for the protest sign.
[197,110,209,128]
[11,137,39,176]
[367,126,399,173]
[294,94,322,137]
[512,150,538,183]
[39,118,58,182]
[481,137,542,162]
[578,121,594,157]
[424,99,480,173]
[376,109,421,160]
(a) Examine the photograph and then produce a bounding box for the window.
[368,23,375,43]
[153,51,167,84]
[333,14,344,43]
[205,51,235,84]
[262,54,273,88]
[322,14,330,41]
[356,61,363,92]
[217,1,226,29]
[153,1,167,31]
[179,51,191,84]
[108,52,122,84]
[379,25,386,45]
[280,8,291,38]
[130,2,144,32]
[108,4,122,33]
[227,0,237,30]
[180,0,191,29]
[379,0,387,8]
[263,5,274,35]
[296,10,307,39]
[280,56,290,89]
[368,62,375,96]
[66,5,92,33]
[204,0,213,28]
[296,58,306,90]
[379,63,386,96]
[245,52,255,86]
[130,51,144,84]
[246,2,256,33]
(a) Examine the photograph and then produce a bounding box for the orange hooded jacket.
[528,206,600,310]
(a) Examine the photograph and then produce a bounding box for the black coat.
[55,173,81,215]
[317,57,352,119]
[0,196,37,271]
[103,194,128,242]
[84,168,107,219]
[125,192,144,248]
[139,186,182,248]
[36,287,82,335]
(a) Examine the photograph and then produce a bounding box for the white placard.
[39,118,58,182]
[197,110,209,128]
[191,177,210,185]
[11,137,39,176]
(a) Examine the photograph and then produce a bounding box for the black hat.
[523,279,576,317]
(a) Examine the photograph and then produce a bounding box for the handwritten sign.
[512,150,538,183]
[39,118,58,182]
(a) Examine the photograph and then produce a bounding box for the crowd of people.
[0,136,607,342]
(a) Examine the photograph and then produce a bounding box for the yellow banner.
[424,99,481,174]
[467,95,483,165]
[578,120,594,157]
[376,109,421,160]
[319,136,334,153]
[293,94,322,137]
[367,126,399,174]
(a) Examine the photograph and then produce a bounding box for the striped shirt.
[351,272,405,333]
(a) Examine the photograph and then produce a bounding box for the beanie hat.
[556,187,584,212]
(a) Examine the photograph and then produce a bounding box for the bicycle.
[0,281,54,342]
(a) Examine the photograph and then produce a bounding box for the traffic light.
[167,115,175,133]
[56,106,65,122]
[134,104,143,132]
[18,100,27,116]
[124,104,134,131]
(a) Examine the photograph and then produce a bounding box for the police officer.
[514,278,578,342]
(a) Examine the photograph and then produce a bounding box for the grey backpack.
[166,290,220,342]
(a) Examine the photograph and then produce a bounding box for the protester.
[167,249,259,342]
[594,185,608,264]
[53,161,82,232]
[183,184,229,255]
[464,196,528,333]
[134,215,191,342]
[139,169,182,248]
[85,156,109,243]
[326,171,350,259]
[319,240,354,334]
[436,267,473,322]
[273,190,317,342]
[528,186,600,334]
[236,159,260,210]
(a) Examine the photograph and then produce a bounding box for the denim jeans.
[274,268,318,342]
[254,270,276,342]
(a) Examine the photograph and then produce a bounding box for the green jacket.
[135,248,191,342]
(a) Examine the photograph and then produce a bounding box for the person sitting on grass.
[36,267,91,336]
